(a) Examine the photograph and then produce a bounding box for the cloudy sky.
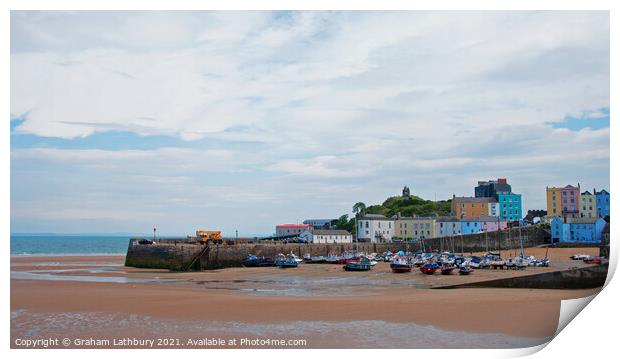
[10,11,610,235]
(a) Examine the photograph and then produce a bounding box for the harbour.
[10,246,605,348]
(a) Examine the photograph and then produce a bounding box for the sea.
[10,235,132,256]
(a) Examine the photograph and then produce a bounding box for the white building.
[299,229,352,244]
[357,214,394,243]
[275,224,312,237]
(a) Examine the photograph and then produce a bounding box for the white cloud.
[10,11,610,234]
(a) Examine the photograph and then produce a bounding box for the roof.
[497,193,520,198]
[595,189,609,195]
[476,178,507,185]
[392,216,437,221]
[565,218,604,224]
[276,224,312,229]
[581,190,592,195]
[476,216,505,222]
[360,214,389,220]
[435,216,460,222]
[313,229,352,236]
[547,185,580,190]
[453,196,497,203]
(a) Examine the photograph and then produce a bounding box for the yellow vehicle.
[195,230,223,244]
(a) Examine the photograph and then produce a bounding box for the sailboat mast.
[354,216,359,254]
[519,225,524,257]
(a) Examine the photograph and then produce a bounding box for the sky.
[10,11,610,235]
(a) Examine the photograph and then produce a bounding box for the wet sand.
[10,247,603,348]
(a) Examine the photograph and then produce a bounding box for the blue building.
[595,189,610,219]
[497,193,522,221]
[550,217,607,243]
[460,220,483,235]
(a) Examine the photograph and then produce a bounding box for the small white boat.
[288,253,303,264]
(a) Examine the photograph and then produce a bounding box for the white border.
[3,1,617,358]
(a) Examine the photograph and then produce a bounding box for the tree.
[334,214,349,229]
[352,202,366,218]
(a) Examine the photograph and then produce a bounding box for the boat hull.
[275,259,299,268]
[440,267,455,275]
[276,263,298,268]
[390,263,412,273]
[343,263,372,271]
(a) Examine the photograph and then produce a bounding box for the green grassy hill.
[332,194,452,234]
[365,195,451,217]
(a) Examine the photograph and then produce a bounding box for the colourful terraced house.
[393,215,437,241]
[497,193,522,221]
[546,184,580,219]
[579,191,597,219]
[595,189,610,219]
[550,217,606,243]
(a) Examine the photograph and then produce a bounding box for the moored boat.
[303,254,327,264]
[420,262,438,275]
[242,255,275,267]
[583,256,604,264]
[440,264,456,275]
[343,257,373,271]
[275,254,299,268]
[288,253,303,264]
[390,256,412,273]
[458,265,474,275]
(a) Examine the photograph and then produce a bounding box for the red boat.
[583,257,603,265]
[337,256,360,264]
[420,262,438,275]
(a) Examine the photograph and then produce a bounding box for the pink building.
[480,217,509,232]
[561,184,581,218]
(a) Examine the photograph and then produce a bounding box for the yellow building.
[394,216,436,240]
[579,191,596,218]
[546,187,563,217]
[546,185,581,218]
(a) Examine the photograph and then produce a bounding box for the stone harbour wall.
[125,227,552,270]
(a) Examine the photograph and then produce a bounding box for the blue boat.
[458,265,474,275]
[275,254,299,268]
[242,255,275,267]
[343,257,373,271]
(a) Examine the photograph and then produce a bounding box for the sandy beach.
[10,247,603,349]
